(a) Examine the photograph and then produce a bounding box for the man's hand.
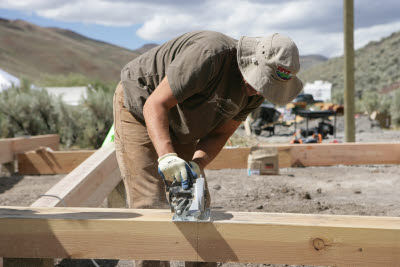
[158,153,200,189]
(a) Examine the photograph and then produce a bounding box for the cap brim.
[237,36,303,105]
[259,67,303,105]
[240,62,303,105]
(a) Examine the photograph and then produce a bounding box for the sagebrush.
[0,80,115,149]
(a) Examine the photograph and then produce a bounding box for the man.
[113,30,302,267]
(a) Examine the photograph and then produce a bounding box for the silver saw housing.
[169,176,210,222]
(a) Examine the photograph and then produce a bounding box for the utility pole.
[344,0,355,142]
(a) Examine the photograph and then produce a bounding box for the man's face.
[243,80,261,96]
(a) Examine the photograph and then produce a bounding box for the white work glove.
[158,153,201,189]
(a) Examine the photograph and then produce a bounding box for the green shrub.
[75,83,114,149]
[0,81,61,137]
[0,80,114,149]
[331,88,344,105]
[38,73,94,87]
[379,94,392,114]
[358,90,381,114]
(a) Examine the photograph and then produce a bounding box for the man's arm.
[191,119,242,170]
[143,76,177,157]
[144,75,200,188]
[143,75,241,181]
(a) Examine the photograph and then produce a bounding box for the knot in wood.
[313,238,325,251]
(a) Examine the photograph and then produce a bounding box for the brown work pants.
[113,82,216,267]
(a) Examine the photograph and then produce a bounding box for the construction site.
[1,0,400,267]
[0,125,400,267]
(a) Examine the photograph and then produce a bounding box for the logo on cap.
[276,66,293,81]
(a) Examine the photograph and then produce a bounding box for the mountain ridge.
[0,18,140,85]
[0,18,328,86]
[299,30,400,103]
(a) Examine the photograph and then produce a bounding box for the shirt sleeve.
[167,43,220,102]
[233,95,265,121]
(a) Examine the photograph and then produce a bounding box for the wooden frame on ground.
[0,135,59,165]
[16,142,400,174]
[2,139,400,266]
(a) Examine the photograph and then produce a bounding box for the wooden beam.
[31,143,121,207]
[17,149,95,175]
[206,147,250,170]
[15,142,400,175]
[0,135,59,164]
[18,146,247,174]
[275,142,400,167]
[0,140,13,164]
[0,206,399,266]
[207,143,400,170]
[11,135,59,154]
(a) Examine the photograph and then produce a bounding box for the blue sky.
[0,0,399,57]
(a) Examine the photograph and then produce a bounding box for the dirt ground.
[1,115,399,267]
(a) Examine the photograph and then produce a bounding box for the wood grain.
[17,150,94,174]
[273,142,400,167]
[15,143,400,174]
[0,135,59,164]
[206,147,250,169]
[0,206,399,266]
[207,143,400,169]
[31,143,121,207]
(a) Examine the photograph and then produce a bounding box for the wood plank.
[19,146,248,174]
[17,150,95,175]
[206,147,250,170]
[207,143,400,170]
[15,142,400,175]
[31,143,121,207]
[0,135,59,164]
[11,134,59,154]
[0,206,399,266]
[273,142,400,167]
[0,140,13,164]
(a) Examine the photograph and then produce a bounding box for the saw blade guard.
[169,176,210,222]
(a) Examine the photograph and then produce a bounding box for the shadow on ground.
[0,175,23,194]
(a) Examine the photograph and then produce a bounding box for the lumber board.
[207,143,400,170]
[206,147,250,169]
[17,150,95,175]
[18,146,248,173]
[15,142,400,175]
[0,140,13,165]
[31,143,121,207]
[273,142,400,167]
[0,206,399,266]
[11,134,59,154]
[0,135,59,164]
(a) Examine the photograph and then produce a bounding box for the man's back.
[121,31,263,144]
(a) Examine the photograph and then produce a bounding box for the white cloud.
[1,0,399,57]
[355,21,400,50]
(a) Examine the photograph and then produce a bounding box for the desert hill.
[299,31,400,102]
[0,18,329,86]
[0,18,141,85]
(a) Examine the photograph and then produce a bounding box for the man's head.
[237,33,303,105]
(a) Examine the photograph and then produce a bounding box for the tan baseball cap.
[237,33,303,105]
